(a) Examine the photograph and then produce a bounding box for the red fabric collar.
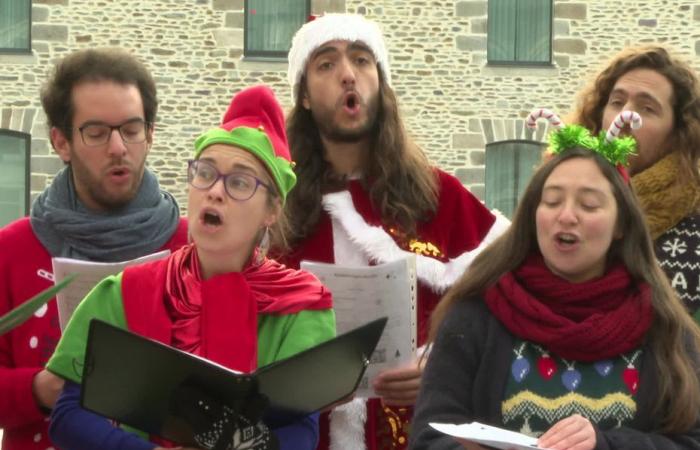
[163,244,332,372]
[485,253,653,362]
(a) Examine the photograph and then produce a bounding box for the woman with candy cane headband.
[409,109,700,450]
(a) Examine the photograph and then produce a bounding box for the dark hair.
[264,180,290,253]
[431,147,700,433]
[571,46,700,186]
[284,66,438,244]
[40,48,158,140]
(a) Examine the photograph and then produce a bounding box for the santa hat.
[287,13,391,103]
[194,85,297,202]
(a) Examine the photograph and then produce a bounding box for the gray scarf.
[30,166,181,262]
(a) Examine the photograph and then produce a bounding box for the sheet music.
[301,255,417,398]
[52,250,170,331]
[430,422,551,450]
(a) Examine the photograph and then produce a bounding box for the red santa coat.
[0,217,188,450]
[282,170,510,450]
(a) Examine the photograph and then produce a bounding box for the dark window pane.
[0,131,30,226]
[0,0,31,51]
[488,0,551,64]
[485,140,544,218]
[245,0,308,57]
[515,0,551,62]
[487,0,517,62]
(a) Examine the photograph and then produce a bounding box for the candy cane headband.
[526,109,641,181]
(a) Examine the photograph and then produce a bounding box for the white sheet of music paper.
[301,255,417,398]
[53,250,170,331]
[430,422,551,450]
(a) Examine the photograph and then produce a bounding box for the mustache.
[104,159,133,171]
[335,89,365,109]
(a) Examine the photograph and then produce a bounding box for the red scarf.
[163,244,332,373]
[484,254,653,362]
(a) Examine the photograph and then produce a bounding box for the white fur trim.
[287,14,391,103]
[322,190,511,293]
[329,398,367,450]
[332,214,370,266]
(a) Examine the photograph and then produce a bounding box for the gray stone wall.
[343,0,700,198]
[0,0,698,210]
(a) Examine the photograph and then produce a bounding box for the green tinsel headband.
[527,108,640,169]
[548,125,638,167]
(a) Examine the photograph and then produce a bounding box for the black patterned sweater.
[654,214,700,321]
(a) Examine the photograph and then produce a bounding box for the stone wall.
[0,0,698,209]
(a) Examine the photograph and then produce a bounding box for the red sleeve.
[0,220,47,429]
[433,170,496,258]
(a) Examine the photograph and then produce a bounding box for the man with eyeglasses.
[0,48,188,450]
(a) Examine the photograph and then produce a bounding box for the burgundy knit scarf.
[484,254,653,362]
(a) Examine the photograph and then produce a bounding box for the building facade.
[0,0,699,222]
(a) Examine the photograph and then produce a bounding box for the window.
[487,0,552,64]
[485,140,545,218]
[0,0,31,53]
[244,0,309,58]
[0,130,30,227]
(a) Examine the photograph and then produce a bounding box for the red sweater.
[0,217,188,450]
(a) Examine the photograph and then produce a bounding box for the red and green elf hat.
[193,85,297,202]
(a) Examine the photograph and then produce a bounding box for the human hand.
[538,414,596,450]
[32,369,64,409]
[371,357,424,406]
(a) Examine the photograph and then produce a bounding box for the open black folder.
[80,317,387,445]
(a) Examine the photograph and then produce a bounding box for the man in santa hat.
[281,13,509,450]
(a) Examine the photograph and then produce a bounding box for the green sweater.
[48,272,336,382]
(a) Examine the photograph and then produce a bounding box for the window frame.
[0,0,32,54]
[486,0,553,66]
[484,138,546,218]
[243,0,310,59]
[0,129,31,219]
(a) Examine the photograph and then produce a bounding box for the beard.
[69,149,145,211]
[309,91,380,143]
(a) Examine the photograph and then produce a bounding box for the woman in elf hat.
[409,110,700,450]
[44,85,335,450]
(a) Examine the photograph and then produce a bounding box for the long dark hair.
[284,67,438,244]
[431,147,700,433]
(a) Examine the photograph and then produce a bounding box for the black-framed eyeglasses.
[187,159,271,201]
[76,118,151,147]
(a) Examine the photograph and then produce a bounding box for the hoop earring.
[255,226,270,265]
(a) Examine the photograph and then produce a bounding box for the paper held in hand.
[53,250,171,331]
[301,255,417,398]
[430,422,551,450]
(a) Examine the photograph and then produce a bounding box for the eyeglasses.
[76,119,151,147]
[187,159,272,201]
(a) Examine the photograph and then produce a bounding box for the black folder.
[80,317,387,445]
